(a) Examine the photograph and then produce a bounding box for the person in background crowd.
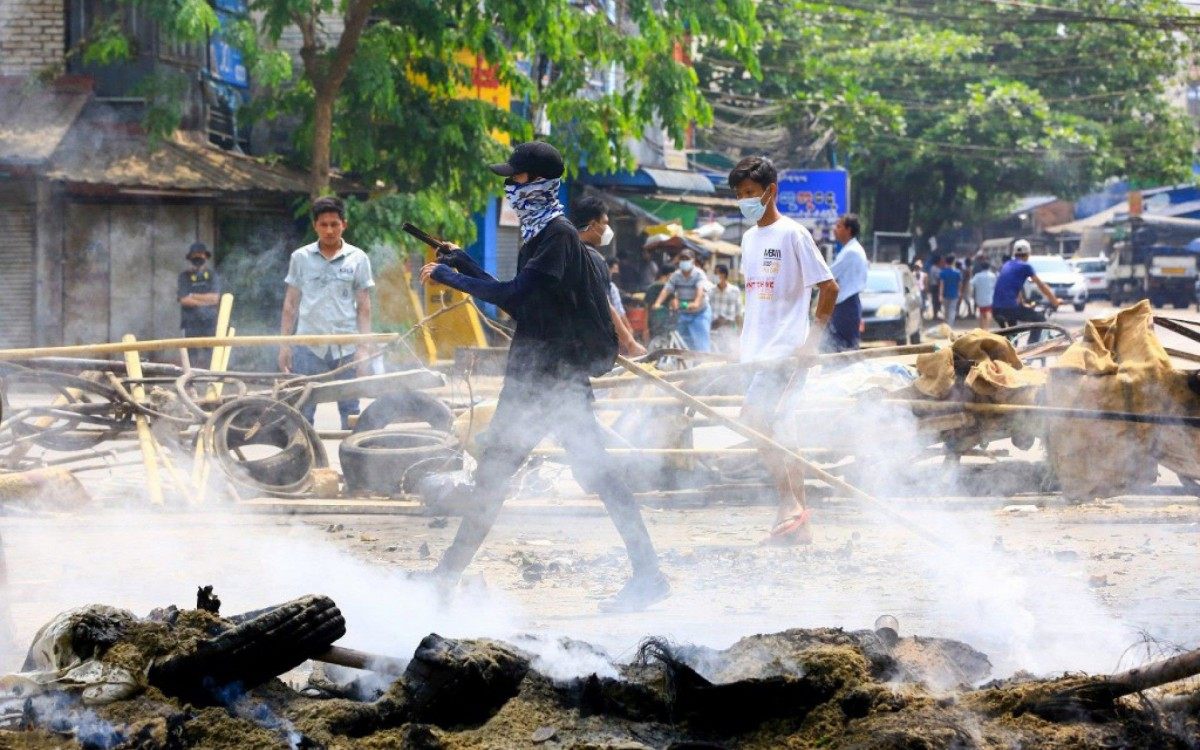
[653,249,711,351]
[912,259,928,319]
[607,259,633,331]
[278,196,374,428]
[939,255,962,327]
[569,196,646,356]
[992,240,1061,343]
[928,256,942,321]
[970,263,998,330]
[709,263,743,355]
[825,213,869,351]
[957,259,974,320]
[729,155,838,545]
[639,247,660,291]
[178,242,221,369]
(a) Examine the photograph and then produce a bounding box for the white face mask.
[738,189,770,223]
[679,260,694,272]
[599,224,614,246]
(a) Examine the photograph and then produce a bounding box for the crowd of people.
[182,140,1067,613]
[911,239,1061,334]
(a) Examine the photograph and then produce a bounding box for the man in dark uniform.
[178,242,221,369]
[419,141,668,612]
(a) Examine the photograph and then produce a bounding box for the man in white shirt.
[709,263,743,355]
[825,213,869,351]
[729,156,839,545]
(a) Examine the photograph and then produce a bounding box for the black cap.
[489,141,564,180]
[186,242,210,259]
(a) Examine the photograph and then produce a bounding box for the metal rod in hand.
[614,355,946,547]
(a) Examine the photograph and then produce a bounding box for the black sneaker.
[598,571,671,613]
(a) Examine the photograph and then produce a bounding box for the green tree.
[86,0,762,245]
[696,0,1198,240]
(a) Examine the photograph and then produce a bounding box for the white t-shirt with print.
[739,216,834,362]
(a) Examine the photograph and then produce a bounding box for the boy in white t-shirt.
[730,156,839,545]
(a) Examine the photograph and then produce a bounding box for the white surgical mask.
[599,224,614,246]
[679,260,694,272]
[738,193,768,223]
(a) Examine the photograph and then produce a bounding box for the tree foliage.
[695,0,1199,239]
[88,0,762,250]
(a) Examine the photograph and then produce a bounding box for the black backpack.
[566,246,619,377]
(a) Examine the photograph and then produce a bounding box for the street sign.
[776,169,849,225]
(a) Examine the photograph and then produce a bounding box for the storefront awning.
[580,167,716,194]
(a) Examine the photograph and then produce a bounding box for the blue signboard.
[776,169,849,225]
[209,10,248,88]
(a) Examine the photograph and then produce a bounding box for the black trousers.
[183,325,215,369]
[433,376,659,579]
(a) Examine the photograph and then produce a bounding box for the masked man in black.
[420,142,668,612]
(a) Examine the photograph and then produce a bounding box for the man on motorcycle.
[992,240,1061,342]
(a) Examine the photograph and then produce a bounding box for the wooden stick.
[207,294,235,400]
[613,355,946,546]
[533,447,761,457]
[594,344,936,391]
[122,336,164,506]
[0,332,401,361]
[593,395,745,408]
[314,645,407,676]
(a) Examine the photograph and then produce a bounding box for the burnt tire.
[353,390,454,434]
[339,429,461,495]
[149,595,346,705]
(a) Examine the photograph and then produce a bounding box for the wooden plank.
[63,203,110,346]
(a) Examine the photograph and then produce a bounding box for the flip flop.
[761,510,813,547]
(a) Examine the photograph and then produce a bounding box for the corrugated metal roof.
[44,124,321,194]
[640,167,716,194]
[0,78,91,165]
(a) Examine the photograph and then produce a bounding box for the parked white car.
[1025,255,1088,311]
[1069,256,1108,300]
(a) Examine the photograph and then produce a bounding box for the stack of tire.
[339,390,462,497]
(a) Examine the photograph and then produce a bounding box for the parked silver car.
[862,264,923,344]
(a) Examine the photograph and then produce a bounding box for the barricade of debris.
[1,591,1198,749]
[3,301,1200,511]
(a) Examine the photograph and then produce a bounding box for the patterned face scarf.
[505,178,564,243]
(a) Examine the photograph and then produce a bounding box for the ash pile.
[2,591,1199,749]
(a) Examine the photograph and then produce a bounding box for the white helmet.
[1012,239,1031,256]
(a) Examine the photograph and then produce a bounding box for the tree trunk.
[310,89,335,200]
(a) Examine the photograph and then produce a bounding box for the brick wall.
[0,0,65,77]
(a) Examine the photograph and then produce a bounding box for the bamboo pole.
[0,332,400,361]
[206,294,235,400]
[593,343,937,391]
[613,355,946,546]
[122,336,164,506]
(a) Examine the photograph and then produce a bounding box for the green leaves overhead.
[696,0,1199,238]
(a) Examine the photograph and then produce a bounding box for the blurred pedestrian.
[913,259,928,319]
[970,264,998,330]
[278,196,375,429]
[709,263,743,355]
[178,242,221,369]
[420,141,666,612]
[928,256,942,321]
[570,196,646,356]
[939,255,962,327]
[730,155,838,546]
[825,213,868,351]
[652,249,711,351]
